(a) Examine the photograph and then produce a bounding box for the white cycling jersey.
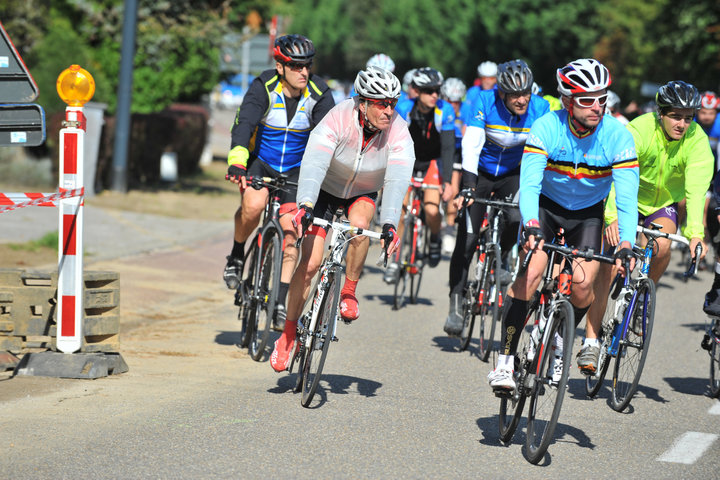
[297,98,415,226]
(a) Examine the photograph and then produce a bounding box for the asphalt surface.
[0,217,718,477]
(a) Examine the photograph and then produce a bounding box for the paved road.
[1,231,719,477]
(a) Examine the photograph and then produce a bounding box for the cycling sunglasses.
[367,98,399,109]
[572,94,609,108]
[286,61,312,71]
[419,87,440,95]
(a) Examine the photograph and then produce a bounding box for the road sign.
[0,20,45,147]
[0,21,39,102]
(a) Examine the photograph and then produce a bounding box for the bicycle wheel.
[409,220,427,304]
[585,349,610,398]
[710,320,720,398]
[249,231,282,361]
[478,246,501,362]
[610,278,656,412]
[458,283,476,351]
[393,221,415,310]
[301,271,340,407]
[586,289,617,398]
[498,307,534,443]
[525,299,574,464]
[238,237,258,349]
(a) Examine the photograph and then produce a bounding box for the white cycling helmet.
[556,58,611,96]
[606,90,621,109]
[354,66,401,99]
[440,77,467,102]
[402,68,417,90]
[366,53,396,73]
[477,61,498,77]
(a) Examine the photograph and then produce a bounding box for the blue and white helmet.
[366,53,395,73]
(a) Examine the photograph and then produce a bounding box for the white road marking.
[709,401,720,415]
[657,432,719,464]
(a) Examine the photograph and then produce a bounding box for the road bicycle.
[702,315,720,398]
[586,224,698,411]
[456,195,518,361]
[289,216,386,407]
[497,230,615,464]
[235,175,296,361]
[392,177,441,309]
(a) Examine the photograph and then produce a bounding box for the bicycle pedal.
[493,389,514,399]
[701,334,712,351]
[332,336,339,342]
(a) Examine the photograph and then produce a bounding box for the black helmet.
[656,81,702,110]
[273,34,315,64]
[497,59,534,94]
[411,67,444,89]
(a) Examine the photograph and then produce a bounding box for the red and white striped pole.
[55,65,95,354]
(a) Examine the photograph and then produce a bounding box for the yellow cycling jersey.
[605,112,714,240]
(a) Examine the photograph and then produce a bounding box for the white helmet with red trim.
[556,58,611,96]
[701,91,720,110]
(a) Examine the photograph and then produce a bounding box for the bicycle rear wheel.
[459,247,481,351]
[478,246,501,362]
[710,320,720,398]
[611,278,656,412]
[498,308,534,443]
[525,299,574,464]
[393,220,415,310]
[301,271,340,407]
[249,231,282,361]
[238,237,258,349]
[585,349,610,398]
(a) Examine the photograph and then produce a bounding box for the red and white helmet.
[556,58,611,96]
[701,91,720,110]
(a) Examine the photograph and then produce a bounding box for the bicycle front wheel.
[478,246,501,362]
[586,287,617,398]
[611,278,656,412]
[710,320,720,398]
[409,219,427,304]
[301,271,340,407]
[525,298,574,464]
[249,230,282,361]
[498,307,534,443]
[238,239,258,349]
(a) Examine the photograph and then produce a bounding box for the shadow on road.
[664,376,710,397]
[269,374,383,407]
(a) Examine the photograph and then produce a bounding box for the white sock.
[497,354,513,370]
[583,337,600,348]
[553,332,563,358]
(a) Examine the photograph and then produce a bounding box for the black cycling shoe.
[273,304,287,332]
[223,255,244,290]
[428,238,442,268]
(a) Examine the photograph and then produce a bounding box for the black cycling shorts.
[247,158,299,208]
[538,194,604,251]
[307,189,378,237]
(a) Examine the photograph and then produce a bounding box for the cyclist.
[465,61,498,110]
[443,59,550,335]
[400,68,418,102]
[270,66,415,372]
[582,82,714,371]
[223,34,335,329]
[606,90,629,125]
[439,77,470,253]
[487,58,639,391]
[367,53,396,73]
[697,91,720,162]
[383,67,456,282]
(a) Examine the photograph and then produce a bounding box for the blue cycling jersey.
[464,90,550,177]
[700,113,720,164]
[520,110,640,245]
[395,97,456,133]
[464,84,498,118]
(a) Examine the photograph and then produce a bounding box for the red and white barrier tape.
[0,188,84,213]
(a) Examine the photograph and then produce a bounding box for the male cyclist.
[444,59,549,335]
[385,67,456,281]
[464,61,498,111]
[270,67,415,372]
[487,59,639,391]
[582,82,713,370]
[697,91,720,163]
[223,34,334,329]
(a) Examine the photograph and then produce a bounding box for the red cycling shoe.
[340,293,359,321]
[270,329,296,372]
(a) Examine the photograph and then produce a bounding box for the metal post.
[110,0,139,192]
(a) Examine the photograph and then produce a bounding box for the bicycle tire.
[249,231,282,361]
[301,271,340,407]
[393,220,415,310]
[586,287,617,398]
[585,350,610,398]
[525,298,574,464]
[459,247,481,351]
[409,219,426,304]
[610,278,656,412]
[238,237,258,349]
[478,246,501,362]
[710,320,720,398]
[498,308,534,443]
